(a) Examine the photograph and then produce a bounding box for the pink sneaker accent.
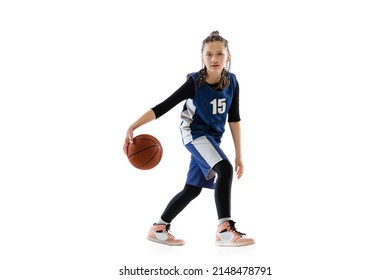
[215,220,255,247]
[146,224,185,246]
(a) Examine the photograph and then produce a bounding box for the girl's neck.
[206,73,221,84]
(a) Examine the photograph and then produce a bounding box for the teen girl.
[123,31,254,247]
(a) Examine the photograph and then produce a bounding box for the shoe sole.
[146,236,185,246]
[215,240,255,247]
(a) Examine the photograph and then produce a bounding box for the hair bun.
[210,31,220,36]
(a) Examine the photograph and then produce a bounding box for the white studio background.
[1,1,389,280]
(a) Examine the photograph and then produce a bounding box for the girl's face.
[202,41,230,75]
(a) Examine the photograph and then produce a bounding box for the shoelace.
[163,224,175,238]
[228,220,246,237]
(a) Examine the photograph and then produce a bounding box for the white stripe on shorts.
[191,136,223,177]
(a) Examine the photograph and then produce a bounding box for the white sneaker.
[215,220,255,247]
[146,223,185,246]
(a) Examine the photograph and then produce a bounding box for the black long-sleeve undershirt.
[151,78,241,122]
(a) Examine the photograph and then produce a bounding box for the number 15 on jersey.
[210,98,226,115]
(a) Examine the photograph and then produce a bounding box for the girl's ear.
[225,57,230,67]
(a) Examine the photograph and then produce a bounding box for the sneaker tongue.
[228,220,246,236]
[228,220,236,229]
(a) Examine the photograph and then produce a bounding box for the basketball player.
[123,31,254,247]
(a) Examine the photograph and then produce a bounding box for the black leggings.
[161,159,233,223]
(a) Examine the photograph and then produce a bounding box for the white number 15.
[210,98,226,115]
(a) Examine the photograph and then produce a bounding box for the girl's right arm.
[123,78,194,152]
[123,109,156,152]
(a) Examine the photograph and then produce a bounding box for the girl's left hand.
[235,158,244,179]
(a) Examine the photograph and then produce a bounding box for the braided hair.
[197,31,231,89]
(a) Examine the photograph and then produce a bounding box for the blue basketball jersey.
[180,72,238,145]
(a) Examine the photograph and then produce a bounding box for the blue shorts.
[185,135,228,189]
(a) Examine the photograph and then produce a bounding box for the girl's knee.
[213,159,233,175]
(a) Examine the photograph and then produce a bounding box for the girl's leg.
[160,184,202,223]
[147,184,201,246]
[212,159,233,220]
[213,159,255,247]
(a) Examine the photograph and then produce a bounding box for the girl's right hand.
[123,127,134,154]
[123,109,156,154]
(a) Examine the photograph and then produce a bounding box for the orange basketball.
[125,134,163,170]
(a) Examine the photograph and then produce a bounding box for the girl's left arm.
[229,121,244,179]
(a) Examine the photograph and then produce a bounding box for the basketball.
[125,134,163,170]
